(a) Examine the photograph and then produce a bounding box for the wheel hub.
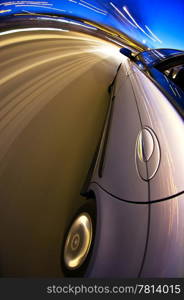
[64,212,93,270]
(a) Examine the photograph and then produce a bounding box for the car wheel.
[62,199,96,277]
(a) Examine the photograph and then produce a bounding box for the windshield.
[135,49,184,66]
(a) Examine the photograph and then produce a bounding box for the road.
[0,28,123,276]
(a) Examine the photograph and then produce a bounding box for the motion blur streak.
[0,29,122,276]
[0,29,122,163]
[0,27,69,36]
[0,29,102,47]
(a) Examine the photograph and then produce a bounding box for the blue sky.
[0,0,184,50]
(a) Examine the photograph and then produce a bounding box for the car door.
[129,64,184,201]
[90,61,149,203]
[128,60,184,277]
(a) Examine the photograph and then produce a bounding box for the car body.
[63,48,184,277]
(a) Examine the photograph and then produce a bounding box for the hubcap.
[64,212,93,270]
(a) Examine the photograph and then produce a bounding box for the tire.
[61,198,96,277]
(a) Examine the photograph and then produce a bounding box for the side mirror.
[119,48,134,60]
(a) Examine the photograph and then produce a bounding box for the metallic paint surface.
[141,193,184,277]
[86,183,149,277]
[128,64,184,200]
[91,65,149,202]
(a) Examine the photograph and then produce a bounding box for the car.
[62,47,184,277]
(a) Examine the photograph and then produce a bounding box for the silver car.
[63,48,184,277]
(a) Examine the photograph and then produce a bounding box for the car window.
[135,49,184,67]
[164,64,184,91]
[155,49,183,57]
[133,50,184,118]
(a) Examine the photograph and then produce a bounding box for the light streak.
[79,2,107,15]
[110,2,137,28]
[80,0,107,14]
[123,6,156,42]
[0,27,69,36]
[145,25,162,43]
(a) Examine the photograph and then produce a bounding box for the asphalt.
[0,28,122,276]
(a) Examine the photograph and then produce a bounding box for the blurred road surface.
[0,28,122,276]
